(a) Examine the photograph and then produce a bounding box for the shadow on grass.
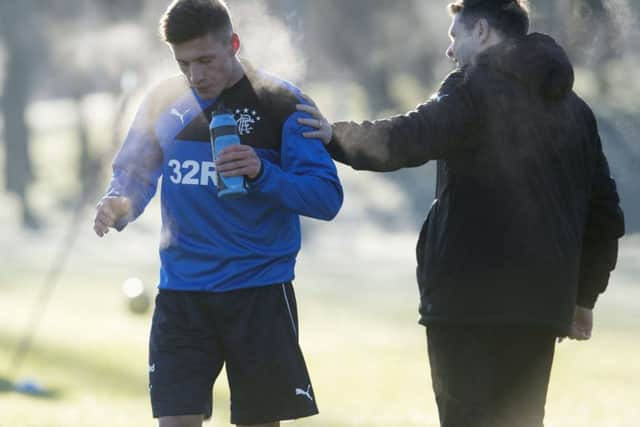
[0,376,64,399]
[0,377,13,393]
[0,332,146,397]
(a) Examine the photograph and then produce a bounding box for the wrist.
[247,160,264,182]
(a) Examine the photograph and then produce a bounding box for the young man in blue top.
[93,1,343,426]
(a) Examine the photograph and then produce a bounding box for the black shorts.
[149,282,318,425]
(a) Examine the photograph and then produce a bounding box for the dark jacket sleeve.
[327,69,476,171]
[577,121,625,309]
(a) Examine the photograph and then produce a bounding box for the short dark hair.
[448,0,530,39]
[160,0,233,44]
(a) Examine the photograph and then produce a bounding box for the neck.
[226,57,245,89]
[471,33,505,65]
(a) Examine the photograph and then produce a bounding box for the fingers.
[93,196,132,237]
[567,324,592,341]
[217,159,260,177]
[298,93,318,108]
[94,210,113,237]
[295,99,333,145]
[215,145,261,178]
[567,306,593,341]
[94,222,110,237]
[95,209,116,227]
[302,130,328,139]
[296,103,321,118]
[570,328,591,341]
[296,113,332,145]
[297,117,323,129]
[216,144,253,161]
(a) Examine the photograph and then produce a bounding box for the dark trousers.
[426,324,556,427]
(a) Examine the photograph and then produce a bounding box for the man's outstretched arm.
[297,69,476,172]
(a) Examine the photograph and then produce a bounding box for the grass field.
[0,200,638,427]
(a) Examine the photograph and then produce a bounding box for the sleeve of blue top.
[105,97,164,230]
[249,111,343,221]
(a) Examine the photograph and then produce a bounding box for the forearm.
[329,118,429,172]
[327,70,473,171]
[106,168,158,222]
[96,155,159,235]
[577,136,625,308]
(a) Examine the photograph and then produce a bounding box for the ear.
[475,18,491,43]
[231,33,240,54]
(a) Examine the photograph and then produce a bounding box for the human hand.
[296,94,333,145]
[215,144,262,180]
[94,196,132,237]
[559,305,593,343]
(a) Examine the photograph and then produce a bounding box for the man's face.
[170,32,237,100]
[446,14,482,68]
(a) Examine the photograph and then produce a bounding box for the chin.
[197,90,217,100]
[456,58,469,68]
[194,85,222,100]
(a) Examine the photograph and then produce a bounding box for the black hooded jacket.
[328,34,625,334]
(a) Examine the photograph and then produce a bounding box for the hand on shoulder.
[296,93,332,145]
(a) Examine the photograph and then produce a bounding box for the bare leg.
[158,415,204,427]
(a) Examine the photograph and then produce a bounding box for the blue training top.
[106,65,343,292]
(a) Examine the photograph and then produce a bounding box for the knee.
[158,415,203,427]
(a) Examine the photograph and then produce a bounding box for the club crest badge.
[234,108,262,136]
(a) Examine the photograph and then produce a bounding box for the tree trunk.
[2,46,32,197]
[0,2,38,227]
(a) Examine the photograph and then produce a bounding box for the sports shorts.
[149,282,318,424]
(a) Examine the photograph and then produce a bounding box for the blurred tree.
[0,0,147,228]
[44,0,146,202]
[529,0,564,39]
[566,0,625,95]
[0,1,45,228]
[301,0,402,114]
[299,0,453,115]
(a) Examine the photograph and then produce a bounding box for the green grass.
[0,227,639,426]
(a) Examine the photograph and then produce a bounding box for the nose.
[189,63,205,84]
[446,45,454,60]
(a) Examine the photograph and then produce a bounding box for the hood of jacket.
[473,33,575,101]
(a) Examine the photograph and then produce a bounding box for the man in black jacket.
[297,0,625,426]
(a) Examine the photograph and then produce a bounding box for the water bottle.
[209,109,248,198]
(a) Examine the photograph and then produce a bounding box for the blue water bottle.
[210,109,248,199]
